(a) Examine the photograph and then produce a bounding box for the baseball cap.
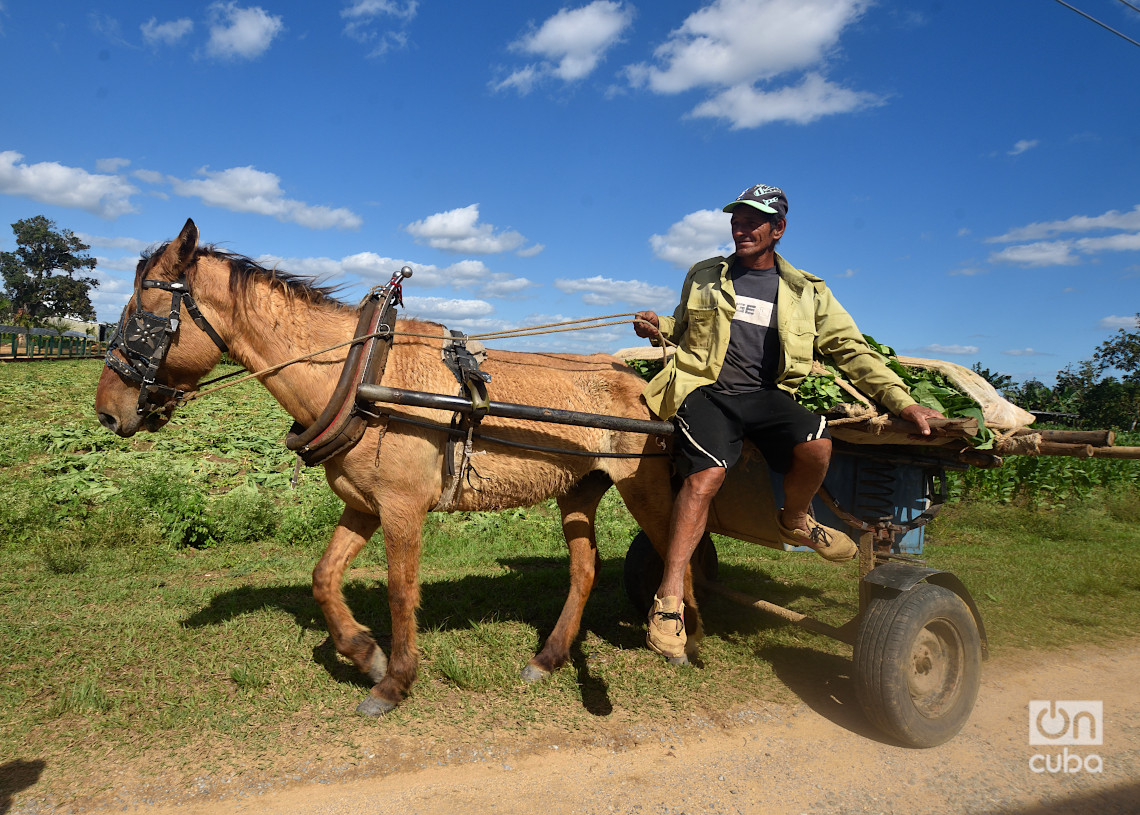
[723,184,788,219]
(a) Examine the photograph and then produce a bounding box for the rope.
[178,313,672,405]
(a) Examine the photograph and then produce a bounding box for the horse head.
[96,218,228,437]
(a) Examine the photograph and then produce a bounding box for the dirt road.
[29,639,1122,815]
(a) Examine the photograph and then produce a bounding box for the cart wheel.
[854,582,981,748]
[623,531,719,617]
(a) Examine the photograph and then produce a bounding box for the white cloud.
[920,344,979,356]
[132,169,166,185]
[402,295,495,321]
[0,151,138,219]
[985,204,1140,268]
[516,243,545,258]
[554,275,676,310]
[341,0,417,56]
[405,204,527,254]
[689,72,884,129]
[95,157,131,173]
[987,205,1140,243]
[988,241,1080,267]
[494,1,634,93]
[141,17,194,46]
[948,266,987,276]
[1003,348,1052,357]
[1099,315,1140,330]
[629,0,867,92]
[1007,139,1038,156]
[77,233,151,253]
[626,0,877,128]
[649,209,732,267]
[259,251,532,298]
[205,3,283,60]
[170,166,362,230]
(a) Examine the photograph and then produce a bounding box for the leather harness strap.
[285,281,401,467]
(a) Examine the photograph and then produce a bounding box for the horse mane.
[136,242,351,311]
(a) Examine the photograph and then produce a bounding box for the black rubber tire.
[622,530,719,617]
[854,582,982,748]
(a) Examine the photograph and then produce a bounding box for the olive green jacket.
[642,253,917,421]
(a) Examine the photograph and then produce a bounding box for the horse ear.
[174,219,199,267]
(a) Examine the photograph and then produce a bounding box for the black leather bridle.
[104,277,229,416]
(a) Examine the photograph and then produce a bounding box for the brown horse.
[95,219,701,715]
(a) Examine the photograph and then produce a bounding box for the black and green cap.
[723,184,788,219]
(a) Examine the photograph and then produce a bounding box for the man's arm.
[813,285,946,432]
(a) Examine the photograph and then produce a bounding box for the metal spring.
[853,458,898,525]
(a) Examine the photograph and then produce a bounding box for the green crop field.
[2,359,1138,810]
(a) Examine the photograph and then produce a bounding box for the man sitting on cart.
[633,183,945,664]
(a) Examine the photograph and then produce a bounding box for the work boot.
[646,595,688,665]
[775,510,857,562]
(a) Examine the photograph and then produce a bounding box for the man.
[633,183,944,663]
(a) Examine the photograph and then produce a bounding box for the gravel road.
[42,638,1135,815]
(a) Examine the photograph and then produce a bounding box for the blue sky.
[2,0,1139,386]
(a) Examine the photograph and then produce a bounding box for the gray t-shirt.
[710,263,780,394]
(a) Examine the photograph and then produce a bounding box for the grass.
[1,359,1140,809]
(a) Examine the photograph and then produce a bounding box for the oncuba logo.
[1029,700,1103,774]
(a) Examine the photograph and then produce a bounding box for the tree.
[1093,314,1140,384]
[970,362,1016,396]
[0,216,98,327]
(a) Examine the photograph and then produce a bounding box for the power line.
[1052,0,1140,49]
[1114,0,1140,17]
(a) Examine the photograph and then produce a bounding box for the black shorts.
[672,386,829,478]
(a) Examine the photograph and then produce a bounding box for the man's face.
[730,206,785,268]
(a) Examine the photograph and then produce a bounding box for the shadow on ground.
[0,760,45,815]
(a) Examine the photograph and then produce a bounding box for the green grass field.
[2,359,1139,807]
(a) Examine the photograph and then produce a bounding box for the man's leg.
[658,466,725,599]
[647,465,725,662]
[775,437,856,562]
[778,437,831,534]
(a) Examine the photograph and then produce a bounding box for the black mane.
[137,242,348,308]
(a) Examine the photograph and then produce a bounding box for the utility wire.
[1114,0,1140,17]
[1052,0,1140,49]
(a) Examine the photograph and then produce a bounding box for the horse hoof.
[356,693,397,717]
[520,664,550,684]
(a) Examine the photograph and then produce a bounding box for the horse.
[95,218,702,716]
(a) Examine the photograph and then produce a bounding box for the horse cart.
[98,228,1140,742]
[359,334,1135,749]
[361,376,988,748]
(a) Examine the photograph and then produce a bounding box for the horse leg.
[522,470,612,683]
[356,505,427,716]
[614,465,705,659]
[311,507,389,689]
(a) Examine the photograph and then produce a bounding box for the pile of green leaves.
[624,336,996,448]
[797,336,995,448]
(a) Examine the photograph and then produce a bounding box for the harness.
[432,331,493,511]
[104,278,229,416]
[105,262,665,510]
[284,271,406,466]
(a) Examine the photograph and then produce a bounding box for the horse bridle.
[104,276,229,416]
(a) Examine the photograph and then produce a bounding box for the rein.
[176,313,669,406]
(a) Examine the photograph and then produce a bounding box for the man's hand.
[899,403,946,436]
[634,311,661,341]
